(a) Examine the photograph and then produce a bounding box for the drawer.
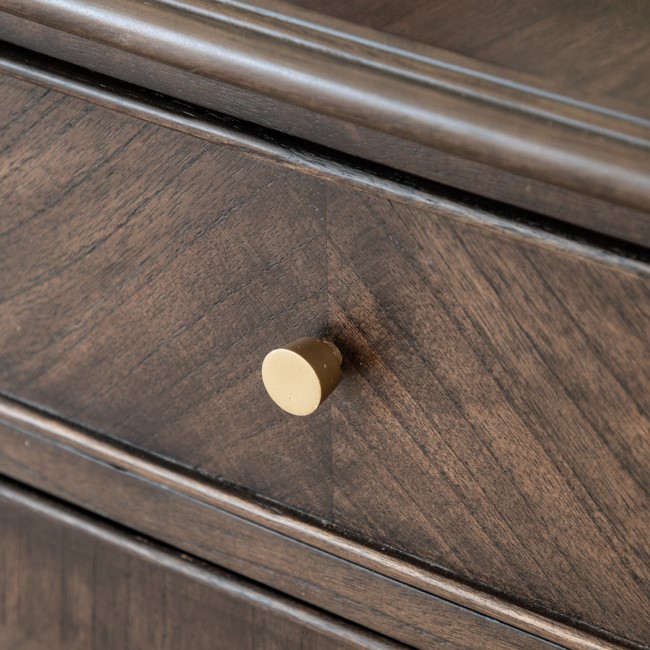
[1,73,332,513]
[0,478,403,650]
[1,71,649,647]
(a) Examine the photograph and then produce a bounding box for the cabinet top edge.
[1,0,649,243]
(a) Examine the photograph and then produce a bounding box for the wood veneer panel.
[0,74,332,517]
[0,72,648,647]
[0,479,406,650]
[326,184,650,647]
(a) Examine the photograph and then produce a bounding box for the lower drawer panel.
[0,479,402,650]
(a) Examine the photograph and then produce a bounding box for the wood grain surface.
[288,0,650,110]
[1,0,649,247]
[0,479,406,650]
[0,401,568,650]
[0,73,333,516]
[0,73,649,647]
[327,183,650,646]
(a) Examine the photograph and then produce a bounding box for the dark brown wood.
[327,184,650,646]
[1,35,647,252]
[0,70,648,648]
[0,478,407,650]
[0,73,333,518]
[0,629,50,650]
[288,0,650,110]
[0,397,588,650]
[0,0,649,246]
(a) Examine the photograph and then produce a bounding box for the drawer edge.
[1,0,650,215]
[1,43,648,269]
[0,393,637,650]
[0,478,405,650]
[0,11,649,248]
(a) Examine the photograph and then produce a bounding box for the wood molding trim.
[0,479,406,650]
[0,394,641,650]
[0,0,649,246]
[0,45,647,272]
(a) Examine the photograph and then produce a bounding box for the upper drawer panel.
[1,73,648,646]
[0,74,332,515]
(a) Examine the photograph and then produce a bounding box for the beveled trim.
[0,478,406,650]
[0,0,649,246]
[0,394,638,650]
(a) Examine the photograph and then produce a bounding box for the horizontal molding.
[0,478,405,650]
[0,0,649,246]
[1,45,648,274]
[0,394,641,650]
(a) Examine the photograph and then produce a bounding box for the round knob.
[262,337,342,416]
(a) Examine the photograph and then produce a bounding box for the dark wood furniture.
[0,2,648,649]
[0,478,405,650]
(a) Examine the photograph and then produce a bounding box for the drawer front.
[0,74,332,515]
[1,74,649,646]
[0,479,402,650]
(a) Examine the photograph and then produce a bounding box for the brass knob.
[262,337,342,416]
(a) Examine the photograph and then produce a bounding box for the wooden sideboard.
[0,2,648,649]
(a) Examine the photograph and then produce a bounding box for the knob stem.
[323,341,343,365]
